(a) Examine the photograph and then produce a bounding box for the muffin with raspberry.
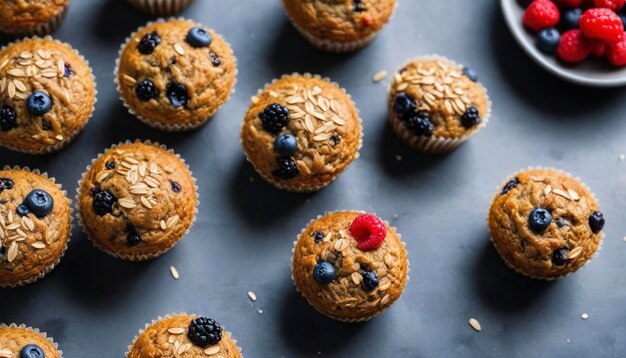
[282,0,397,52]
[126,313,242,357]
[388,56,491,154]
[116,18,237,131]
[0,167,72,288]
[127,0,195,16]
[0,323,62,357]
[241,73,362,192]
[0,37,96,154]
[292,211,409,321]
[488,168,605,280]
[0,0,69,36]
[77,141,198,261]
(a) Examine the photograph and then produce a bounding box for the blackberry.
[589,211,605,234]
[273,157,298,179]
[313,231,324,243]
[188,317,223,347]
[41,120,52,130]
[209,51,221,66]
[166,82,189,108]
[63,62,74,78]
[0,105,17,131]
[552,247,570,266]
[170,181,182,193]
[105,161,116,170]
[16,204,30,217]
[127,232,142,246]
[138,31,161,54]
[353,0,365,12]
[361,270,379,292]
[460,106,480,128]
[501,177,520,195]
[405,111,434,137]
[91,188,117,216]
[135,80,159,102]
[0,178,13,191]
[259,103,289,133]
[462,66,478,82]
[392,92,416,120]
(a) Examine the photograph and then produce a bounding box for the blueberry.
[536,28,561,54]
[138,31,161,54]
[0,177,13,191]
[105,161,116,170]
[63,62,74,78]
[209,51,221,66]
[392,92,416,120]
[274,133,297,156]
[353,0,365,12]
[186,27,212,47]
[589,211,605,234]
[135,80,159,101]
[127,232,142,246]
[16,204,30,217]
[41,120,52,130]
[0,105,16,131]
[460,106,481,128]
[313,231,324,243]
[405,111,434,137]
[166,82,189,108]
[552,247,570,266]
[462,66,478,82]
[171,181,182,193]
[20,344,45,358]
[361,270,379,291]
[273,157,299,179]
[24,189,53,218]
[26,91,52,116]
[259,103,290,133]
[556,217,567,228]
[529,208,552,233]
[330,134,341,146]
[313,261,336,284]
[562,8,582,29]
[500,177,519,195]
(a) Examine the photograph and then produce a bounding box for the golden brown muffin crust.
[292,211,409,320]
[0,0,68,33]
[0,325,61,358]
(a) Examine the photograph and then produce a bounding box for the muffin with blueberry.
[282,0,397,52]
[127,313,241,357]
[241,73,362,192]
[77,141,198,261]
[292,211,409,321]
[388,56,490,154]
[116,18,237,131]
[0,323,62,357]
[127,0,194,16]
[0,167,71,288]
[0,37,96,154]
[0,0,69,36]
[488,168,605,280]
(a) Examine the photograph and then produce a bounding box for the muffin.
[76,141,198,261]
[282,0,397,52]
[126,313,241,357]
[388,56,491,154]
[488,168,605,280]
[0,323,62,357]
[292,211,409,321]
[241,73,362,192]
[116,18,237,131]
[0,167,71,288]
[127,0,194,16]
[0,37,96,154]
[0,0,69,36]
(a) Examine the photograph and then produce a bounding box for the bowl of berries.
[502,0,626,86]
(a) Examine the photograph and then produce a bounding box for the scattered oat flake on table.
[373,70,387,82]
[468,318,481,331]
[620,154,625,161]
[248,291,257,301]
[581,313,589,319]
[170,266,180,280]
[257,308,263,314]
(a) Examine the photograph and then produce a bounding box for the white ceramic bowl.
[501,0,626,87]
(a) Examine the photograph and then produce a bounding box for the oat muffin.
[116,18,237,131]
[292,211,409,321]
[241,73,362,192]
[127,0,194,16]
[0,167,71,288]
[488,168,605,280]
[388,56,490,154]
[282,0,396,52]
[77,141,198,261]
[127,314,241,358]
[0,37,96,154]
[0,0,69,36]
[0,323,62,357]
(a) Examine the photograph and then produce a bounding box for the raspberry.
[349,214,387,251]
[580,8,624,43]
[590,40,607,56]
[606,33,626,65]
[553,0,583,6]
[188,317,222,347]
[523,0,561,32]
[593,0,625,11]
[557,30,592,62]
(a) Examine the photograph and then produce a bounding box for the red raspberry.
[557,30,593,62]
[590,40,607,56]
[349,214,387,251]
[553,0,582,7]
[580,8,624,43]
[607,33,626,65]
[593,0,625,11]
[523,0,561,32]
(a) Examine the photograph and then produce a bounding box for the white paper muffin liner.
[241,73,364,193]
[486,166,604,281]
[290,211,410,322]
[75,140,199,262]
[114,17,238,132]
[127,0,194,16]
[0,36,97,155]
[0,6,67,37]
[0,323,63,357]
[125,312,242,357]
[388,54,492,154]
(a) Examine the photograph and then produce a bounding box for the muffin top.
[0,37,95,153]
[488,168,605,279]
[128,315,241,358]
[117,19,237,130]
[241,74,362,192]
[0,324,61,358]
[282,0,396,43]
[0,0,68,33]
[389,57,489,139]
[292,211,409,321]
[78,141,197,260]
[0,168,71,287]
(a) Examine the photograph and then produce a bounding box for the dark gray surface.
[0,0,625,357]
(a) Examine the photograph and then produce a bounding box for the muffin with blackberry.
[488,168,605,280]
[127,0,195,16]
[388,56,490,154]
[292,211,409,321]
[77,141,198,261]
[241,73,362,192]
[0,37,96,154]
[0,323,62,357]
[116,18,237,131]
[0,0,69,36]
